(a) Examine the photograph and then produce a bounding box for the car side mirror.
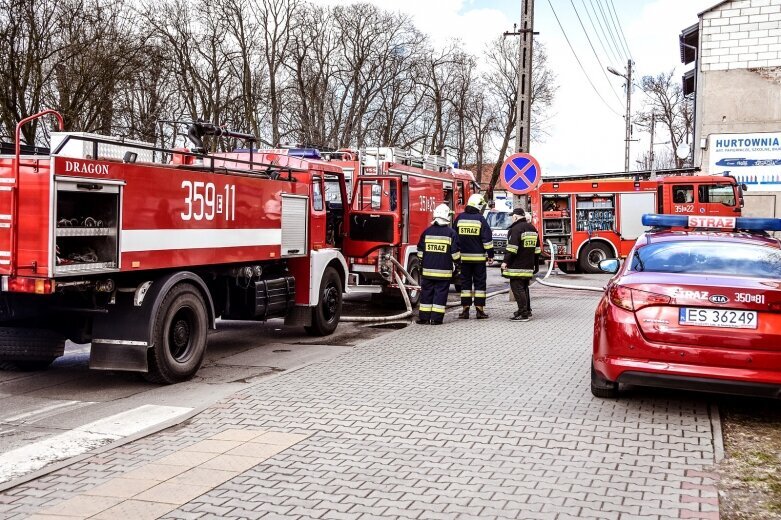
[599,259,620,274]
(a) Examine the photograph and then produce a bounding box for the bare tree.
[636,71,693,168]
[484,37,557,195]
[0,0,61,143]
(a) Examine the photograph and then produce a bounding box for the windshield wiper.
[633,250,645,272]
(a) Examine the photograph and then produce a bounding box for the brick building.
[681,0,781,216]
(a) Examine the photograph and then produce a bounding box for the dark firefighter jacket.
[454,207,494,262]
[417,224,461,279]
[503,219,540,279]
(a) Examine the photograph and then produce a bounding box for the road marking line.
[0,404,191,484]
[3,400,87,423]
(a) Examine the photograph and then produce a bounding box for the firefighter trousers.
[419,278,450,324]
[510,278,531,315]
[460,262,487,307]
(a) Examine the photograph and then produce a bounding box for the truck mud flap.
[90,289,152,372]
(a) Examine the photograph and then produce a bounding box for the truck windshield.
[630,241,781,279]
[486,212,512,230]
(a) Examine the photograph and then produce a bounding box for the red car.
[592,214,781,398]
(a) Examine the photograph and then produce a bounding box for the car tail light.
[3,277,54,294]
[608,284,634,311]
[770,302,781,312]
[608,285,670,311]
[631,288,671,310]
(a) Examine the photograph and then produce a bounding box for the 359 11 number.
[181,181,236,221]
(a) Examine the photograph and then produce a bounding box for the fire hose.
[341,240,604,323]
[536,239,606,293]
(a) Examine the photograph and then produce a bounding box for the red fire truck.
[528,175,743,273]
[0,111,352,383]
[327,148,479,304]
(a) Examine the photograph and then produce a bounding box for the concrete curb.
[710,402,725,463]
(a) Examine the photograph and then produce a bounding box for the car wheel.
[144,283,208,384]
[579,243,613,274]
[591,363,619,398]
[305,266,342,336]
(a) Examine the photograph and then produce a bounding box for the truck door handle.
[76,183,103,191]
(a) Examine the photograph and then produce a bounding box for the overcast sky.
[318,0,719,176]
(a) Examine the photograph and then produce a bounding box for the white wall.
[700,0,781,70]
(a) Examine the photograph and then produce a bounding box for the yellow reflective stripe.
[506,245,519,253]
[483,242,494,249]
[431,305,446,313]
[504,268,534,278]
[422,269,452,278]
[474,291,486,297]
[419,304,432,312]
[425,236,452,245]
[417,252,424,258]
[452,252,461,260]
[535,247,542,254]
[461,253,486,261]
[460,291,474,297]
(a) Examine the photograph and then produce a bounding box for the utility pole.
[503,0,536,209]
[649,112,656,179]
[608,59,633,173]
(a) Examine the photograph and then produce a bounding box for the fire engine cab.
[0,111,351,383]
[329,148,479,305]
[529,175,743,273]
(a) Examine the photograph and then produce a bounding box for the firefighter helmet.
[433,204,452,225]
[467,194,486,211]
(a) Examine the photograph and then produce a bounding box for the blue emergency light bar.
[642,214,781,231]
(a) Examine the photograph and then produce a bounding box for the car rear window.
[630,241,781,279]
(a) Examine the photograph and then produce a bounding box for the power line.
[569,0,625,107]
[545,0,623,117]
[595,0,628,63]
[606,0,633,60]
[581,0,622,68]
[585,0,623,66]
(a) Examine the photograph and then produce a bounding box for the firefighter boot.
[475,307,489,320]
[458,306,470,319]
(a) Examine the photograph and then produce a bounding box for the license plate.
[679,308,758,329]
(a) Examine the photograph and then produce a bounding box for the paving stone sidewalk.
[0,283,720,519]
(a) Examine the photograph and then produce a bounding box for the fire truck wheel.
[145,283,208,384]
[405,257,422,307]
[579,243,613,274]
[306,267,343,336]
[0,327,64,371]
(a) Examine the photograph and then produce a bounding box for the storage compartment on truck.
[541,194,572,257]
[576,195,615,232]
[53,179,121,274]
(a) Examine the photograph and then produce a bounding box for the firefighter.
[501,208,541,322]
[416,204,461,325]
[454,194,494,319]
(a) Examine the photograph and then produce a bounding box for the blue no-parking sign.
[500,153,542,195]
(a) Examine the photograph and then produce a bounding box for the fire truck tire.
[405,257,422,307]
[144,283,208,384]
[0,327,64,371]
[305,267,342,336]
[579,243,613,274]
